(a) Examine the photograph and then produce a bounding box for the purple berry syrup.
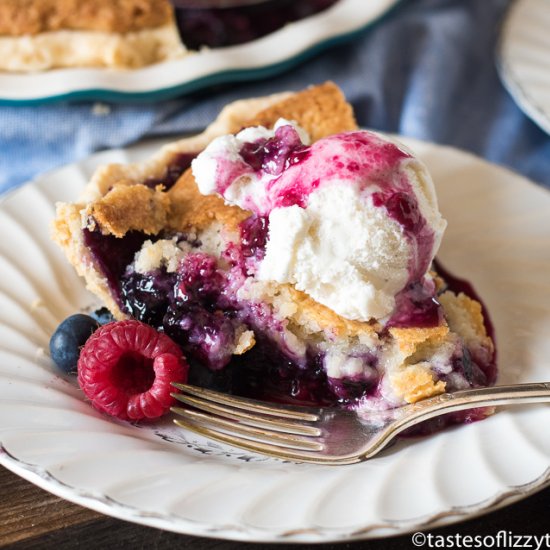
[386,281,442,329]
[82,229,147,307]
[171,0,340,50]
[240,124,310,178]
[143,152,198,190]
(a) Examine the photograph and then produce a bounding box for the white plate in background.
[498,0,550,135]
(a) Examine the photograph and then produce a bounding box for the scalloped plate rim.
[497,0,550,135]
[1,445,549,542]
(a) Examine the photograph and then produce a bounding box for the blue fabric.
[1,0,549,195]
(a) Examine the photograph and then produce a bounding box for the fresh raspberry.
[77,320,188,421]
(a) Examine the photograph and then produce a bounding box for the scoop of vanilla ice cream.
[259,184,411,320]
[191,120,446,322]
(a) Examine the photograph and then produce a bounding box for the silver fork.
[171,382,550,465]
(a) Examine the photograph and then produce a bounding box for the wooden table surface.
[2,465,549,549]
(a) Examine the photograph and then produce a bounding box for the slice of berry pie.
[52,82,496,418]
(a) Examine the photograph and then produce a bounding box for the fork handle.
[393,381,550,431]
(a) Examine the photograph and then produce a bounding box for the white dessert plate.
[0,136,549,542]
[0,0,399,105]
[498,0,550,135]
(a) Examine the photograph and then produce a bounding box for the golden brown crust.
[0,0,172,36]
[390,364,446,403]
[285,285,380,339]
[246,82,357,142]
[439,291,494,354]
[167,171,251,234]
[389,325,449,357]
[85,183,171,238]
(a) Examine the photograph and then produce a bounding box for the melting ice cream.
[192,120,447,322]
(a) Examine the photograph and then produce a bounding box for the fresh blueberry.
[90,307,114,325]
[49,314,100,374]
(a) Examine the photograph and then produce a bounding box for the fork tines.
[170,383,325,457]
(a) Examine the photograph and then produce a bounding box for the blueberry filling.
[327,359,380,402]
[120,269,177,327]
[164,253,240,370]
[83,229,148,307]
[143,152,199,190]
[239,215,269,262]
[387,281,442,329]
[228,336,336,406]
[452,347,487,387]
[82,218,495,410]
[172,0,340,50]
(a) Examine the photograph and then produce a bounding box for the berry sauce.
[240,124,310,178]
[83,229,148,307]
[143,152,198,190]
[434,259,497,385]
[171,0,340,50]
[387,280,442,329]
[239,215,269,261]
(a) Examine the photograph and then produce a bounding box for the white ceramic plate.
[498,0,550,135]
[0,0,399,105]
[1,136,550,542]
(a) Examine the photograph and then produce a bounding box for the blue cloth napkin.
[1,0,549,195]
